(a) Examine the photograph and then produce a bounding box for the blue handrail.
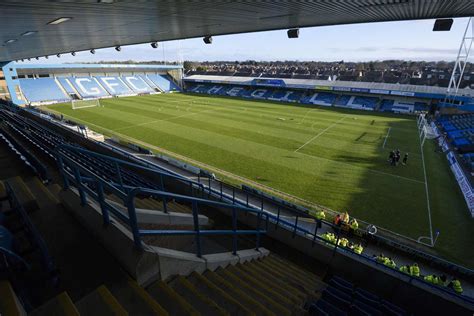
[5,182,55,276]
[56,145,266,257]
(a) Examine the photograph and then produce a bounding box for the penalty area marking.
[382,127,391,148]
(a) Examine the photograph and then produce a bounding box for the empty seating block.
[19,78,70,103]
[66,77,109,98]
[147,74,180,92]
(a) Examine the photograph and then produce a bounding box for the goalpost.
[72,99,103,110]
[417,114,438,147]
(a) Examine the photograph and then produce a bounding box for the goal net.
[72,99,102,110]
[417,114,438,146]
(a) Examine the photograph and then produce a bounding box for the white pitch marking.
[382,127,392,148]
[295,115,348,153]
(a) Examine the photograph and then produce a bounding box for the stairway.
[26,254,325,315]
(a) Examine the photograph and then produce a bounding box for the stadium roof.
[184,74,474,98]
[1,0,474,63]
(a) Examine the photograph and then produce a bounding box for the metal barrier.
[4,182,54,273]
[56,144,266,257]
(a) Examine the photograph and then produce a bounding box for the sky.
[23,17,470,64]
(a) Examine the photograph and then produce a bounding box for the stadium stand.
[121,76,155,94]
[147,74,181,92]
[438,114,474,152]
[18,78,70,104]
[96,76,134,96]
[0,99,473,314]
[66,77,110,99]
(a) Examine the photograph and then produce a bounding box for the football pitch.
[45,93,474,267]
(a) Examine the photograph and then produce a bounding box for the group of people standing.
[388,149,408,166]
[375,254,463,294]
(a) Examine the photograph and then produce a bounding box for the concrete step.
[255,258,315,294]
[203,270,275,316]
[224,264,297,312]
[29,292,79,316]
[215,267,292,316]
[268,255,321,283]
[75,285,128,316]
[5,176,38,213]
[236,263,303,305]
[107,280,168,315]
[0,280,26,316]
[266,256,326,292]
[248,260,308,299]
[147,280,200,316]
[26,177,60,206]
[187,271,255,315]
[168,276,228,316]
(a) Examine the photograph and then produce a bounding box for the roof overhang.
[1,0,473,62]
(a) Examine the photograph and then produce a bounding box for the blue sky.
[25,18,469,64]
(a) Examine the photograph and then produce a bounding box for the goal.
[417,114,438,146]
[72,99,102,110]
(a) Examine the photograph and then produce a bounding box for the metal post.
[232,187,235,204]
[97,181,110,225]
[126,195,142,249]
[220,182,223,200]
[332,227,341,256]
[276,207,280,229]
[57,155,70,189]
[191,201,202,257]
[160,174,165,191]
[256,210,262,250]
[312,221,319,247]
[115,162,124,190]
[163,197,168,213]
[232,207,238,255]
[293,216,299,238]
[208,177,211,198]
[73,168,87,206]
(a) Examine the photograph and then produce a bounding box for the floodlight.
[433,19,453,31]
[287,28,299,38]
[90,49,96,54]
[151,42,158,48]
[57,54,61,58]
[203,36,212,44]
[115,46,121,51]
[71,52,76,56]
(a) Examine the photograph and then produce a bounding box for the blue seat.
[19,78,70,103]
[332,276,354,290]
[96,76,134,95]
[121,76,154,93]
[322,289,351,312]
[316,299,348,316]
[67,77,109,98]
[147,74,180,92]
[355,289,380,307]
[329,278,354,295]
[327,284,352,302]
[381,299,407,316]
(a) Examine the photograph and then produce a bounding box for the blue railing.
[55,145,266,257]
[4,182,55,275]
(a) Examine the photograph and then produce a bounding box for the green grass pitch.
[45,93,474,267]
